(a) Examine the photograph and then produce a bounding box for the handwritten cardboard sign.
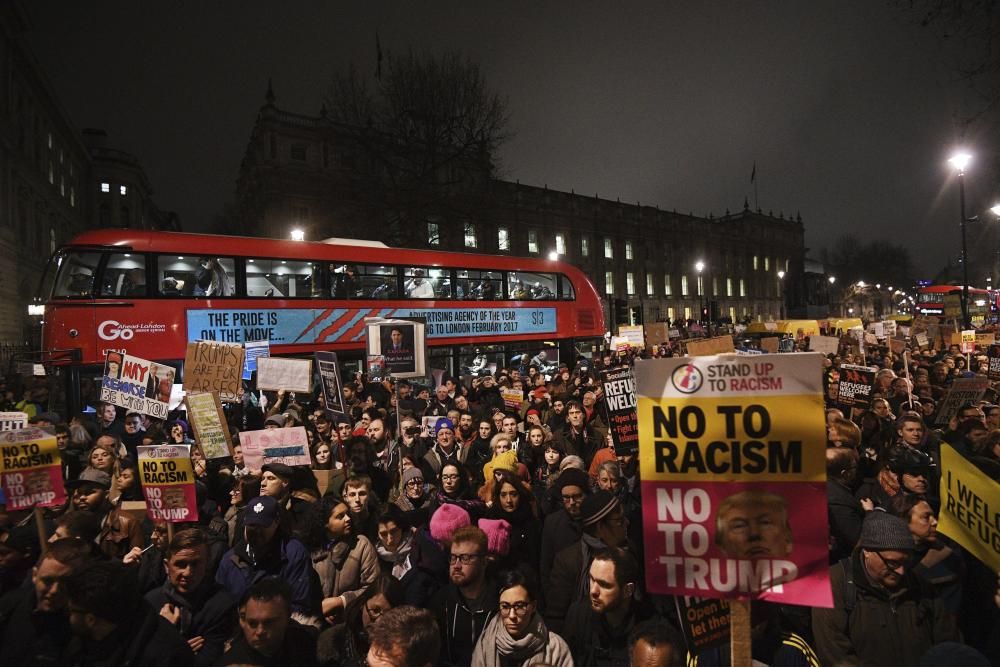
[184,341,244,403]
[256,357,313,393]
[239,426,311,471]
[686,335,735,357]
[184,392,232,460]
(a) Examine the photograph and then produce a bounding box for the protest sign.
[977,333,996,348]
[183,392,232,459]
[938,445,1000,571]
[936,377,990,425]
[100,351,171,418]
[778,338,795,353]
[184,341,244,402]
[600,367,638,456]
[889,338,906,355]
[256,357,313,393]
[646,322,670,346]
[760,337,779,354]
[366,318,427,378]
[915,332,929,349]
[618,324,645,348]
[242,339,270,381]
[669,328,682,339]
[989,345,1000,382]
[675,597,731,657]
[635,354,832,607]
[0,412,27,431]
[0,427,66,511]
[501,387,524,410]
[808,336,839,355]
[315,351,346,415]
[686,335,735,357]
[944,294,962,318]
[882,320,897,338]
[137,445,197,522]
[836,364,876,411]
[239,426,311,471]
[961,330,976,354]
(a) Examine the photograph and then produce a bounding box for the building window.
[646,274,655,296]
[605,271,614,294]
[727,278,733,297]
[100,182,110,193]
[625,241,633,260]
[712,277,718,296]
[664,275,672,296]
[120,185,128,196]
[290,143,307,161]
[47,132,52,149]
[59,176,65,197]
[697,275,704,296]
[785,258,789,272]
[740,279,746,297]
[555,233,566,256]
[764,257,770,271]
[528,230,539,254]
[626,272,635,295]
[427,222,440,246]
[681,275,689,296]
[69,187,75,208]
[581,236,590,257]
[753,255,759,271]
[604,238,613,259]
[684,306,692,321]
[48,163,54,185]
[464,223,477,248]
[498,227,510,251]
[668,307,675,322]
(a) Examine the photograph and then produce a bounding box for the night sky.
[23,1,999,277]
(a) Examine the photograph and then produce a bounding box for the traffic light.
[614,298,628,324]
[629,306,644,325]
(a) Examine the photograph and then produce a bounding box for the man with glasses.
[429,526,497,667]
[813,512,959,666]
[540,468,590,582]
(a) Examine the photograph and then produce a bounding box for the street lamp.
[777,270,786,319]
[949,150,972,328]
[290,228,305,242]
[695,261,705,329]
[547,251,559,261]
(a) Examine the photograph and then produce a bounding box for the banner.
[0,412,28,431]
[686,336,736,357]
[0,427,66,511]
[137,444,197,522]
[242,340,270,381]
[961,330,976,354]
[256,357,313,393]
[183,392,232,459]
[988,345,1000,382]
[315,351,346,415]
[938,445,1000,571]
[836,364,876,411]
[808,336,840,355]
[239,426,311,471]
[184,341,245,402]
[675,597,731,657]
[635,354,832,607]
[601,367,638,456]
[936,377,990,425]
[100,352,171,418]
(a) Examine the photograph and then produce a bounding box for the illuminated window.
[605,271,614,294]
[681,275,689,296]
[464,223,477,248]
[664,275,672,296]
[753,255,758,271]
[764,257,770,271]
[625,241,633,260]
[712,277,718,296]
[740,279,746,297]
[528,230,539,254]
[727,278,733,297]
[604,238,613,259]
[683,306,692,320]
[427,222,440,246]
[498,227,510,251]
[555,233,566,256]
[696,275,704,296]
[100,182,110,193]
[646,274,655,296]
[626,272,635,295]
[581,236,589,257]
[120,185,128,196]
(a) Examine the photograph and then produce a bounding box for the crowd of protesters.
[0,328,998,665]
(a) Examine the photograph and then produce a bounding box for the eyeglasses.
[448,553,484,564]
[441,474,460,481]
[405,479,424,486]
[499,601,533,616]
[365,599,387,620]
[874,551,908,572]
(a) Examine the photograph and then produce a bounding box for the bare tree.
[325,50,511,246]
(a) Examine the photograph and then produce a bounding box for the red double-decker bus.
[36,230,605,411]
[915,284,995,317]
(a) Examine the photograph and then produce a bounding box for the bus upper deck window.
[52,251,102,298]
[508,272,556,300]
[99,253,147,297]
[248,258,317,298]
[559,274,576,299]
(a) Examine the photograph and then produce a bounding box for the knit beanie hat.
[554,467,591,494]
[430,503,470,544]
[483,450,519,479]
[478,518,512,556]
[402,466,424,486]
[859,511,915,552]
[580,490,620,527]
[560,455,586,472]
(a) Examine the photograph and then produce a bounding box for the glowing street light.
[547,251,559,261]
[828,276,836,284]
[290,228,305,242]
[949,150,972,328]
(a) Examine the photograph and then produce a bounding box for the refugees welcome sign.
[635,354,832,607]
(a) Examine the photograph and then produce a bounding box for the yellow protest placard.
[938,445,1000,571]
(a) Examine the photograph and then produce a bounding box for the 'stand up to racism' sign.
[0,427,66,510]
[634,354,832,607]
[137,445,197,523]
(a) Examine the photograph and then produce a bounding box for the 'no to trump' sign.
[635,354,832,607]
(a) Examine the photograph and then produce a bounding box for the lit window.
[555,233,566,256]
[581,236,589,257]
[712,277,718,296]
[664,275,672,296]
[727,278,733,297]
[120,185,128,196]
[605,271,614,294]
[528,230,538,254]
[683,306,692,321]
[667,307,675,322]
[646,274,655,296]
[464,223,477,248]
[697,275,703,296]
[740,279,746,297]
[625,241,633,260]
[681,275,689,296]
[69,187,75,207]
[427,222,440,246]
[764,257,770,271]
[753,255,758,271]
[100,182,110,193]
[626,272,635,295]
[785,258,789,272]
[498,227,510,251]
[48,163,54,185]
[604,238,613,259]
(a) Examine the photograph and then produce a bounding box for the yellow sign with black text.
[938,445,1000,571]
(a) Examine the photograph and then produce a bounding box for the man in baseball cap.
[65,469,143,561]
[812,512,959,666]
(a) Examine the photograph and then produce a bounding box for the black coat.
[0,583,74,665]
[63,600,195,667]
[145,579,237,666]
[827,479,864,564]
[215,619,318,666]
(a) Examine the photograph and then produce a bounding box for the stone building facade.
[0,6,178,347]
[233,88,805,329]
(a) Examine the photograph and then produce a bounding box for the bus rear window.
[508,272,556,300]
[52,251,102,298]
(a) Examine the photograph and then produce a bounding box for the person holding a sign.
[67,468,144,560]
